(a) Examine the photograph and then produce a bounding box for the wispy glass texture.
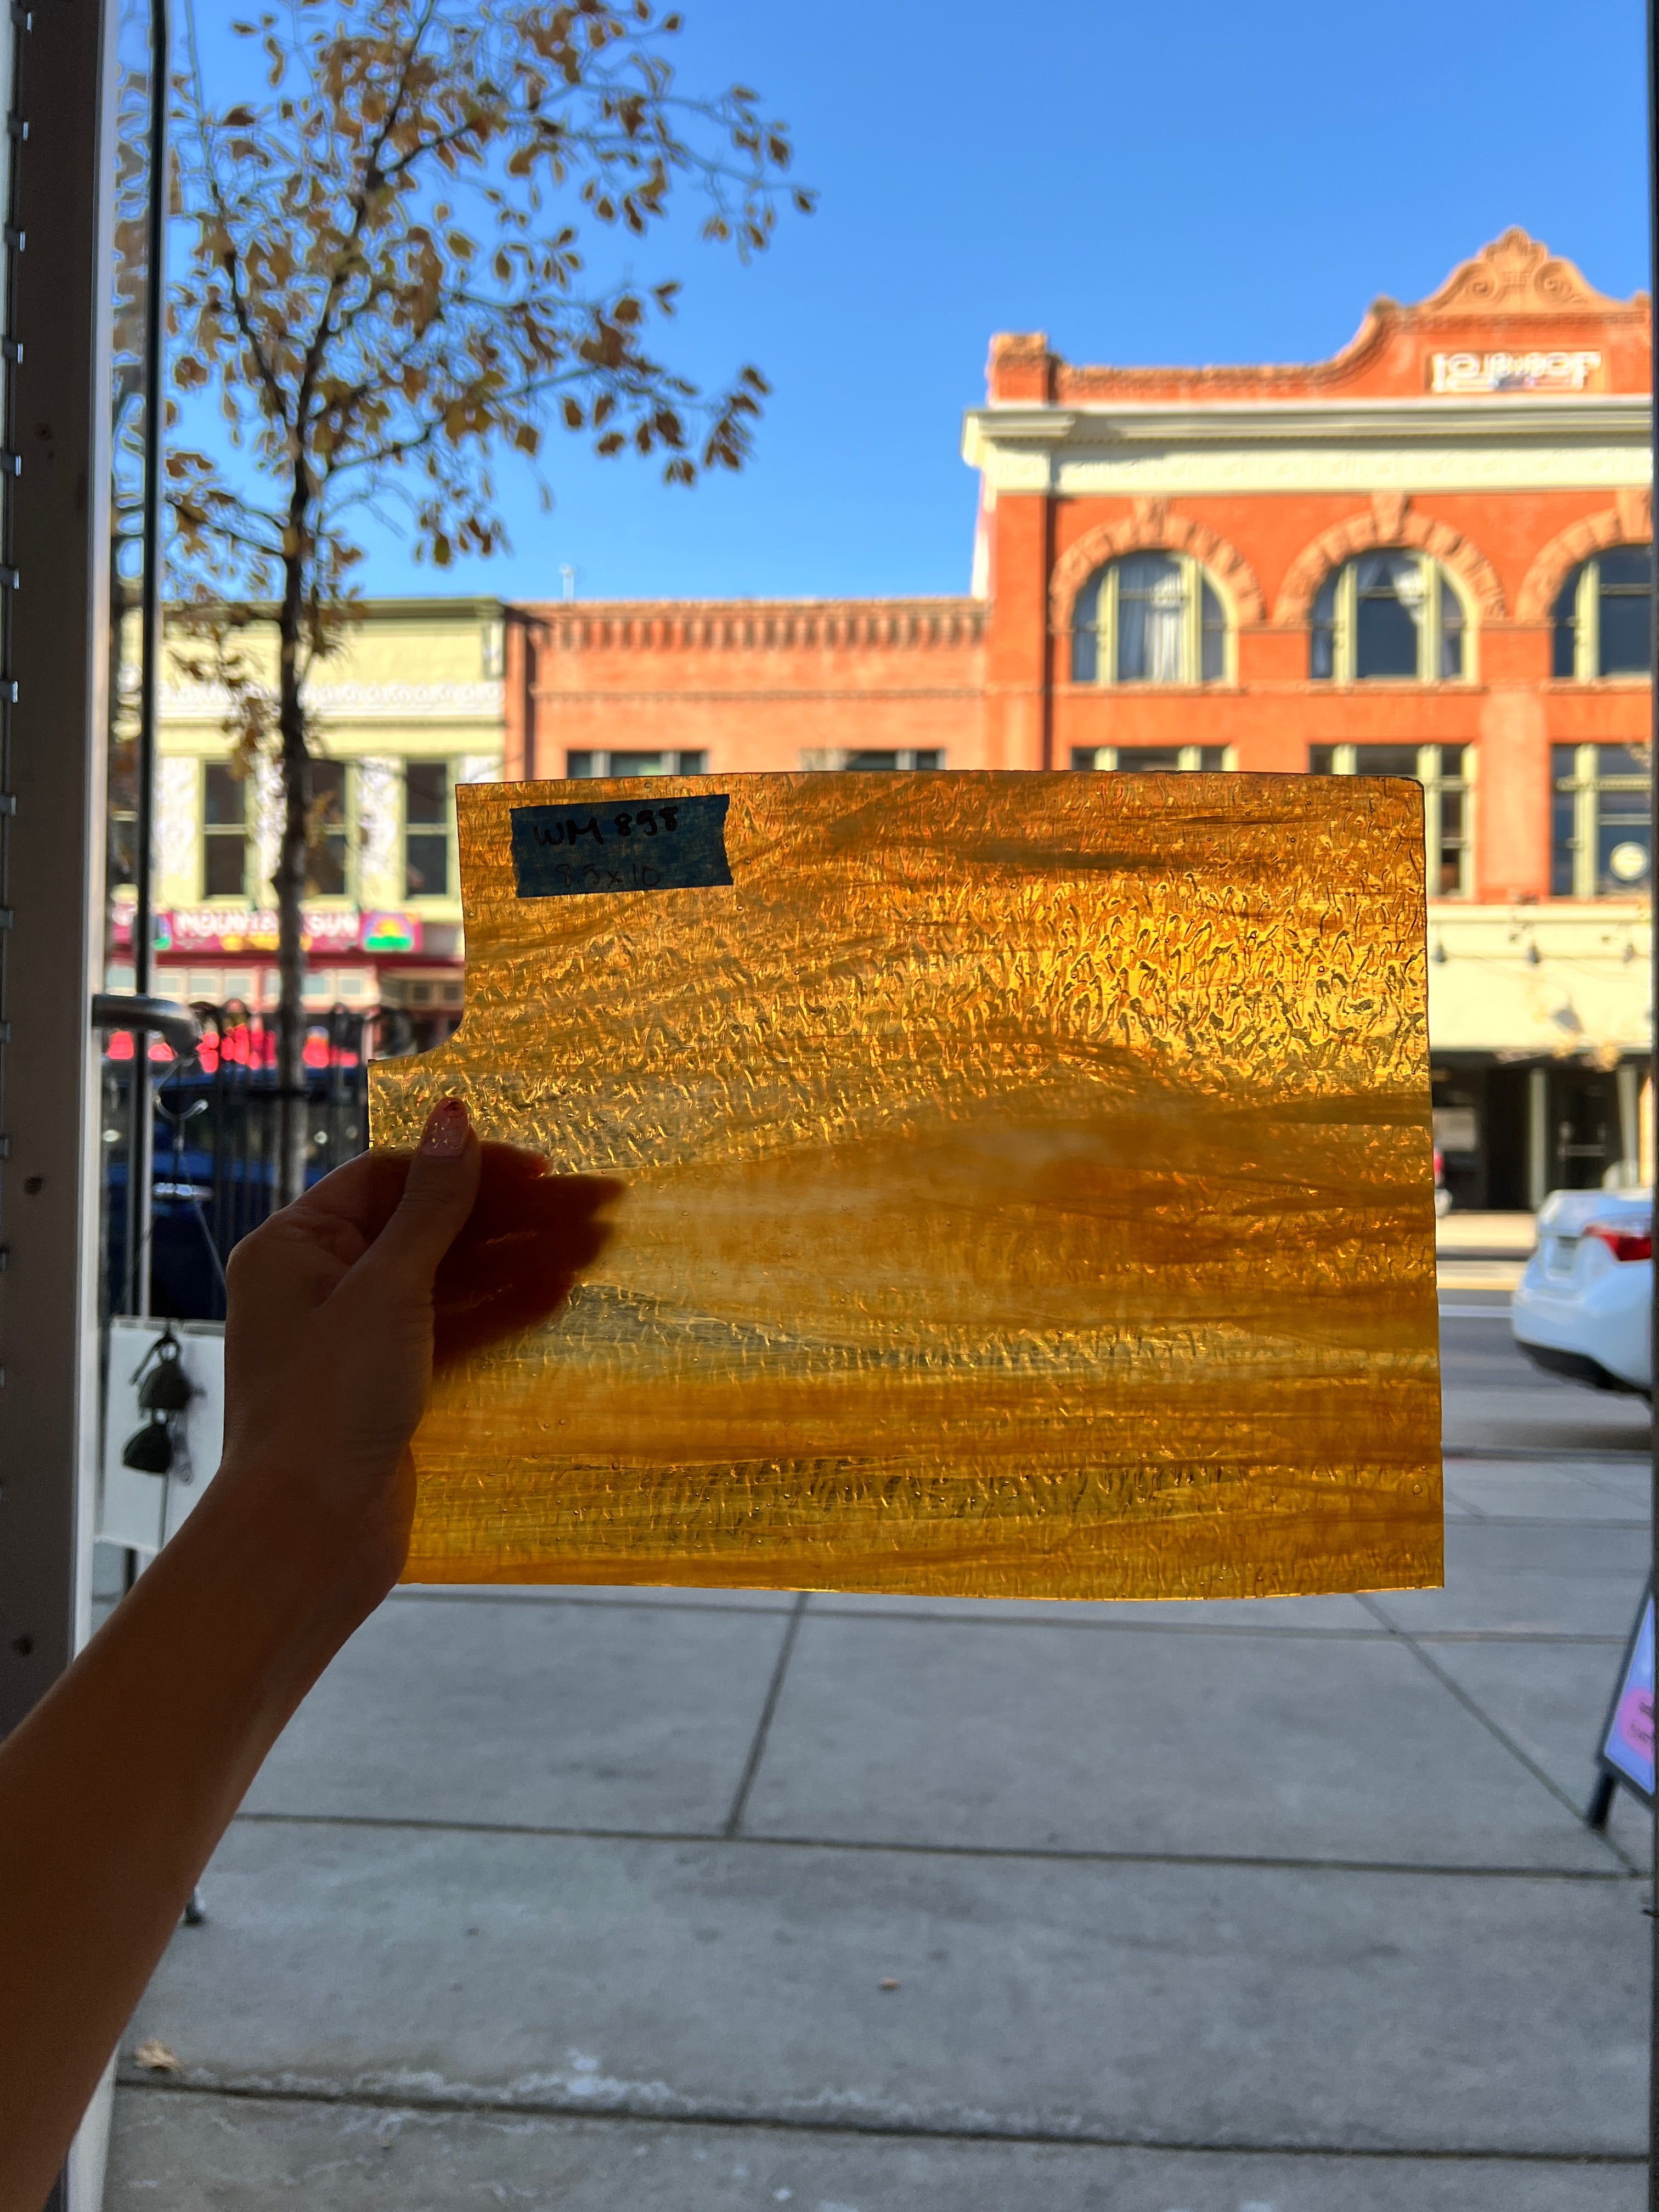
[371,773,1441,1600]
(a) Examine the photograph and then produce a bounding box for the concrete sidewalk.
[108,1325,1652,2211]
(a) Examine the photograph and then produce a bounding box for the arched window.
[1070,552,1227,685]
[1310,552,1468,682]
[1551,549,1652,679]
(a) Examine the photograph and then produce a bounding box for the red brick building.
[504,231,1654,1207]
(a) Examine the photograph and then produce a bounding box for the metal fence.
[99,1000,444,1322]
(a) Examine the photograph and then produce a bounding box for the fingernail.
[418,1098,470,1159]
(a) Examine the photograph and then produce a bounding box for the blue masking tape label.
[510,794,733,899]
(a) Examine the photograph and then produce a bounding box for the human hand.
[215,1099,619,1605]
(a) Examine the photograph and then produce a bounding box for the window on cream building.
[305,759,353,898]
[1309,744,1471,898]
[201,755,357,902]
[201,762,252,899]
[1070,554,1227,685]
[1551,549,1653,679]
[1310,554,1468,682]
[1551,744,1651,898]
[404,760,454,900]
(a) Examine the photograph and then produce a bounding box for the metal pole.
[1647,15,1658,2211]
[124,0,167,1318]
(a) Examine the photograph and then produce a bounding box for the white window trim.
[1319,743,1473,897]
[1072,746,1236,772]
[1553,741,1651,899]
[400,755,460,908]
[198,758,251,904]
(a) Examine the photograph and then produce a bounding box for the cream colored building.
[112,597,504,1030]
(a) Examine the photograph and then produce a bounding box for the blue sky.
[251,0,1653,605]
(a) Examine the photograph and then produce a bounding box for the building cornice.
[527,601,987,653]
[963,395,1652,465]
[157,679,505,723]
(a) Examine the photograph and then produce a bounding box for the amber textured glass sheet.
[369,773,1441,1599]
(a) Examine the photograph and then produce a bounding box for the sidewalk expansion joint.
[724,1589,808,1836]
[112,2073,1647,2166]
[1355,1593,1640,1876]
[230,1808,1641,1882]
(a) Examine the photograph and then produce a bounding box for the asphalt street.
[104,1302,1653,2212]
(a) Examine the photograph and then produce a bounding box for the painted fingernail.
[418,1098,470,1159]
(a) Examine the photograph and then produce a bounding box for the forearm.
[0,1465,386,2212]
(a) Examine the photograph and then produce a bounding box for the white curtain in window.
[1357,551,1425,630]
[1117,554,1186,682]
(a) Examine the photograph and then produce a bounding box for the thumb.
[363,1098,482,1288]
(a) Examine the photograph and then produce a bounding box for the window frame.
[1070,746,1234,773]
[1550,741,1652,898]
[401,754,459,906]
[1553,552,1654,682]
[1071,552,1231,688]
[1310,553,1472,685]
[1311,743,1474,897]
[566,748,709,777]
[199,758,252,903]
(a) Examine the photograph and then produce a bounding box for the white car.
[1511,1187,1652,1397]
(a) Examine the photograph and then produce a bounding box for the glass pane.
[1598,745,1650,781]
[1197,747,1228,771]
[1435,745,1466,783]
[1597,585,1650,676]
[1440,789,1463,838]
[1071,571,1103,683]
[1200,580,1225,682]
[406,761,449,826]
[1353,554,1423,679]
[566,752,600,777]
[610,751,676,775]
[1438,587,1464,679]
[1308,746,1336,774]
[306,840,348,899]
[405,829,450,899]
[307,764,348,898]
[1115,554,1185,683]
[1598,546,1652,589]
[676,752,709,775]
[845,751,900,771]
[1352,746,1421,779]
[1437,848,1463,895]
[911,751,943,770]
[369,772,1441,1596]
[1310,572,1338,681]
[1070,748,1105,772]
[1115,747,1182,772]
[1551,743,1581,787]
[202,834,245,899]
[1550,786,1577,895]
[202,763,244,826]
[1551,573,1579,677]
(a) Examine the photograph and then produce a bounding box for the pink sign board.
[109,906,422,957]
[1600,1589,1654,1803]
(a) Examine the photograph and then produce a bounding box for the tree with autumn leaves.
[168,0,810,1198]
